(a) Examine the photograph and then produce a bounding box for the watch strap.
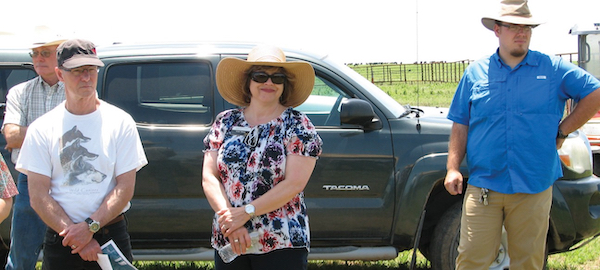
[85,217,100,233]
[557,129,568,139]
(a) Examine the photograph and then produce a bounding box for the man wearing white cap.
[444,0,600,269]
[2,38,66,270]
[18,39,147,269]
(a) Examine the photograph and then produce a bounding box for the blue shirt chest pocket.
[516,75,553,114]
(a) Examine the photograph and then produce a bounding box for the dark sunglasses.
[251,72,286,84]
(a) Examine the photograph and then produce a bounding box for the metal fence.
[349,60,472,84]
[348,52,578,84]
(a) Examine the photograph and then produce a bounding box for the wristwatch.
[245,204,256,218]
[557,129,569,139]
[85,218,100,233]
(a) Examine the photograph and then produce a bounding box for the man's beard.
[510,48,527,58]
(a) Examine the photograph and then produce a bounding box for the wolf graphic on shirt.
[60,126,106,186]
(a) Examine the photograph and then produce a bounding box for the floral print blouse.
[204,107,322,254]
[0,155,17,199]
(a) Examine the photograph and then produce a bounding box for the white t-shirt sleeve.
[114,114,148,177]
[16,119,53,177]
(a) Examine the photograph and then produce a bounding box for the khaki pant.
[456,184,552,270]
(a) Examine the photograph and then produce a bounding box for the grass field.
[376,81,457,107]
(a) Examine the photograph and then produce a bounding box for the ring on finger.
[71,245,77,249]
[234,239,239,243]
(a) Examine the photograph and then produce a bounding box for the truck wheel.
[429,202,510,270]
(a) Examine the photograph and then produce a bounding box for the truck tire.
[429,202,510,270]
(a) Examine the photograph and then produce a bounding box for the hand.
[217,208,250,238]
[76,238,102,261]
[557,138,565,150]
[60,222,93,254]
[444,170,463,195]
[227,227,251,255]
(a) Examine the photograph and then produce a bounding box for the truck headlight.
[558,130,593,179]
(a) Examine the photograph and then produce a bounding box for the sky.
[1,0,599,64]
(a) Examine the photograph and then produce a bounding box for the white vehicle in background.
[571,23,600,175]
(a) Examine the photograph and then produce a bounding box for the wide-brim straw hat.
[31,39,66,49]
[481,0,543,31]
[216,45,315,108]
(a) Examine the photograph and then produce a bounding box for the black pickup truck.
[1,42,600,270]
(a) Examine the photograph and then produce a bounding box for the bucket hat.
[481,0,543,31]
[57,39,104,69]
[216,45,315,108]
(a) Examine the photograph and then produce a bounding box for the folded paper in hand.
[97,240,138,270]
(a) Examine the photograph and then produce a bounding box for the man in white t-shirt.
[16,39,148,269]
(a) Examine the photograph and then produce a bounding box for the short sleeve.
[556,59,600,102]
[285,111,323,158]
[203,111,228,152]
[115,114,148,176]
[16,118,53,177]
[3,81,28,127]
[0,155,17,199]
[448,70,474,126]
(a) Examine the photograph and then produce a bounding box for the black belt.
[104,214,124,227]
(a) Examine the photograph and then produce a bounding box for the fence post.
[430,62,435,83]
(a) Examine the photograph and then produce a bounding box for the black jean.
[214,248,308,270]
[41,218,132,270]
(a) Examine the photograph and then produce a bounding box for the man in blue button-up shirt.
[444,0,600,269]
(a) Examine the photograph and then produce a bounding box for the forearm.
[216,154,316,237]
[2,124,26,149]
[251,178,309,216]
[28,172,74,232]
[560,88,600,134]
[446,122,468,172]
[0,197,12,223]
[203,176,230,213]
[91,170,136,225]
[251,155,316,216]
[202,151,231,213]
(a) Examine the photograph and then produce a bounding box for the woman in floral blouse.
[0,154,18,223]
[203,45,322,270]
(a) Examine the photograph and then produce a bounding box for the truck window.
[296,76,350,126]
[0,67,37,103]
[104,62,213,125]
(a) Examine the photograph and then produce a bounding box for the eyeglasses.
[61,66,98,77]
[29,51,54,58]
[250,72,286,84]
[498,23,533,33]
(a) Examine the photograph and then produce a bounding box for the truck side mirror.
[340,99,382,130]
